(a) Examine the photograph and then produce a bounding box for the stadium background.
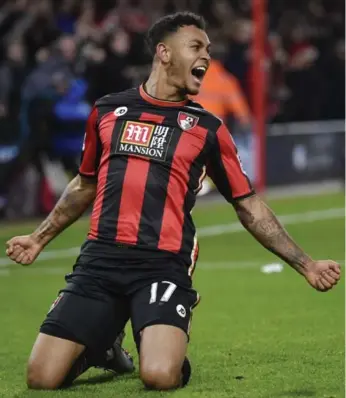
[0,0,344,217]
[0,1,344,397]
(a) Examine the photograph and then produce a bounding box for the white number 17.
[149,281,177,304]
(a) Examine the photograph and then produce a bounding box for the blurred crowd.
[0,0,344,127]
[0,0,344,218]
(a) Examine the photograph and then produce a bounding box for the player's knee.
[26,360,62,390]
[140,362,181,390]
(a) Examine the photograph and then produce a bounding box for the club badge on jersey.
[177,112,199,131]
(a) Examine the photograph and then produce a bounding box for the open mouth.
[191,66,207,82]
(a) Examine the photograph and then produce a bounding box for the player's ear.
[156,42,171,64]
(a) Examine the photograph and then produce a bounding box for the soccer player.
[6,12,340,391]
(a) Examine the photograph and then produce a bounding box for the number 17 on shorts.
[130,281,200,339]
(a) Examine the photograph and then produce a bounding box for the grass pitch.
[0,192,344,398]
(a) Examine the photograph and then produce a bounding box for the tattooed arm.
[31,175,96,247]
[233,194,312,275]
[6,175,96,265]
[233,194,341,291]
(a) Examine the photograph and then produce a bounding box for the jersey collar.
[139,84,188,108]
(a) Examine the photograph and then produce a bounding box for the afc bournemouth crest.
[177,112,199,130]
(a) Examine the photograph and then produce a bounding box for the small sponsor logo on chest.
[116,121,174,161]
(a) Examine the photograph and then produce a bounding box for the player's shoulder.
[95,87,139,108]
[184,99,223,129]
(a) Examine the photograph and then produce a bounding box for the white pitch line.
[0,247,81,268]
[0,207,343,269]
[197,207,344,237]
[0,267,67,276]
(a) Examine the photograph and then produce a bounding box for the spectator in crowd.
[0,41,29,140]
[85,29,133,103]
[224,18,253,100]
[49,75,91,177]
[22,35,77,103]
[283,23,322,121]
[22,0,60,68]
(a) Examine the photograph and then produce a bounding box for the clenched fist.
[6,235,43,265]
[304,260,341,292]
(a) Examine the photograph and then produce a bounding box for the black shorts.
[40,255,200,353]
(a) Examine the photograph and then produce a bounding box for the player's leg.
[27,333,85,390]
[27,271,130,390]
[131,280,200,390]
[140,324,189,390]
[31,325,131,389]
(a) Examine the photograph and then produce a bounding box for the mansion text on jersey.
[119,143,164,158]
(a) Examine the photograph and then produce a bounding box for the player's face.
[166,26,211,95]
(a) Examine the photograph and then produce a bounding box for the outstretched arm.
[6,175,96,265]
[206,121,339,291]
[233,194,340,291]
[31,175,96,248]
[233,194,311,275]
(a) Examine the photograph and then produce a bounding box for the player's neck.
[145,70,186,103]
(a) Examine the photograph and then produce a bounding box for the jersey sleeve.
[79,106,101,179]
[206,123,255,202]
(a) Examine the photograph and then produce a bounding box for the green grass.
[0,192,344,398]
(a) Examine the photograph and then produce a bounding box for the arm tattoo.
[32,176,96,247]
[235,197,312,274]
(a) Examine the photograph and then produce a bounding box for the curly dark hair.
[146,11,206,56]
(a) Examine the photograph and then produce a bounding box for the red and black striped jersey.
[79,84,255,272]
